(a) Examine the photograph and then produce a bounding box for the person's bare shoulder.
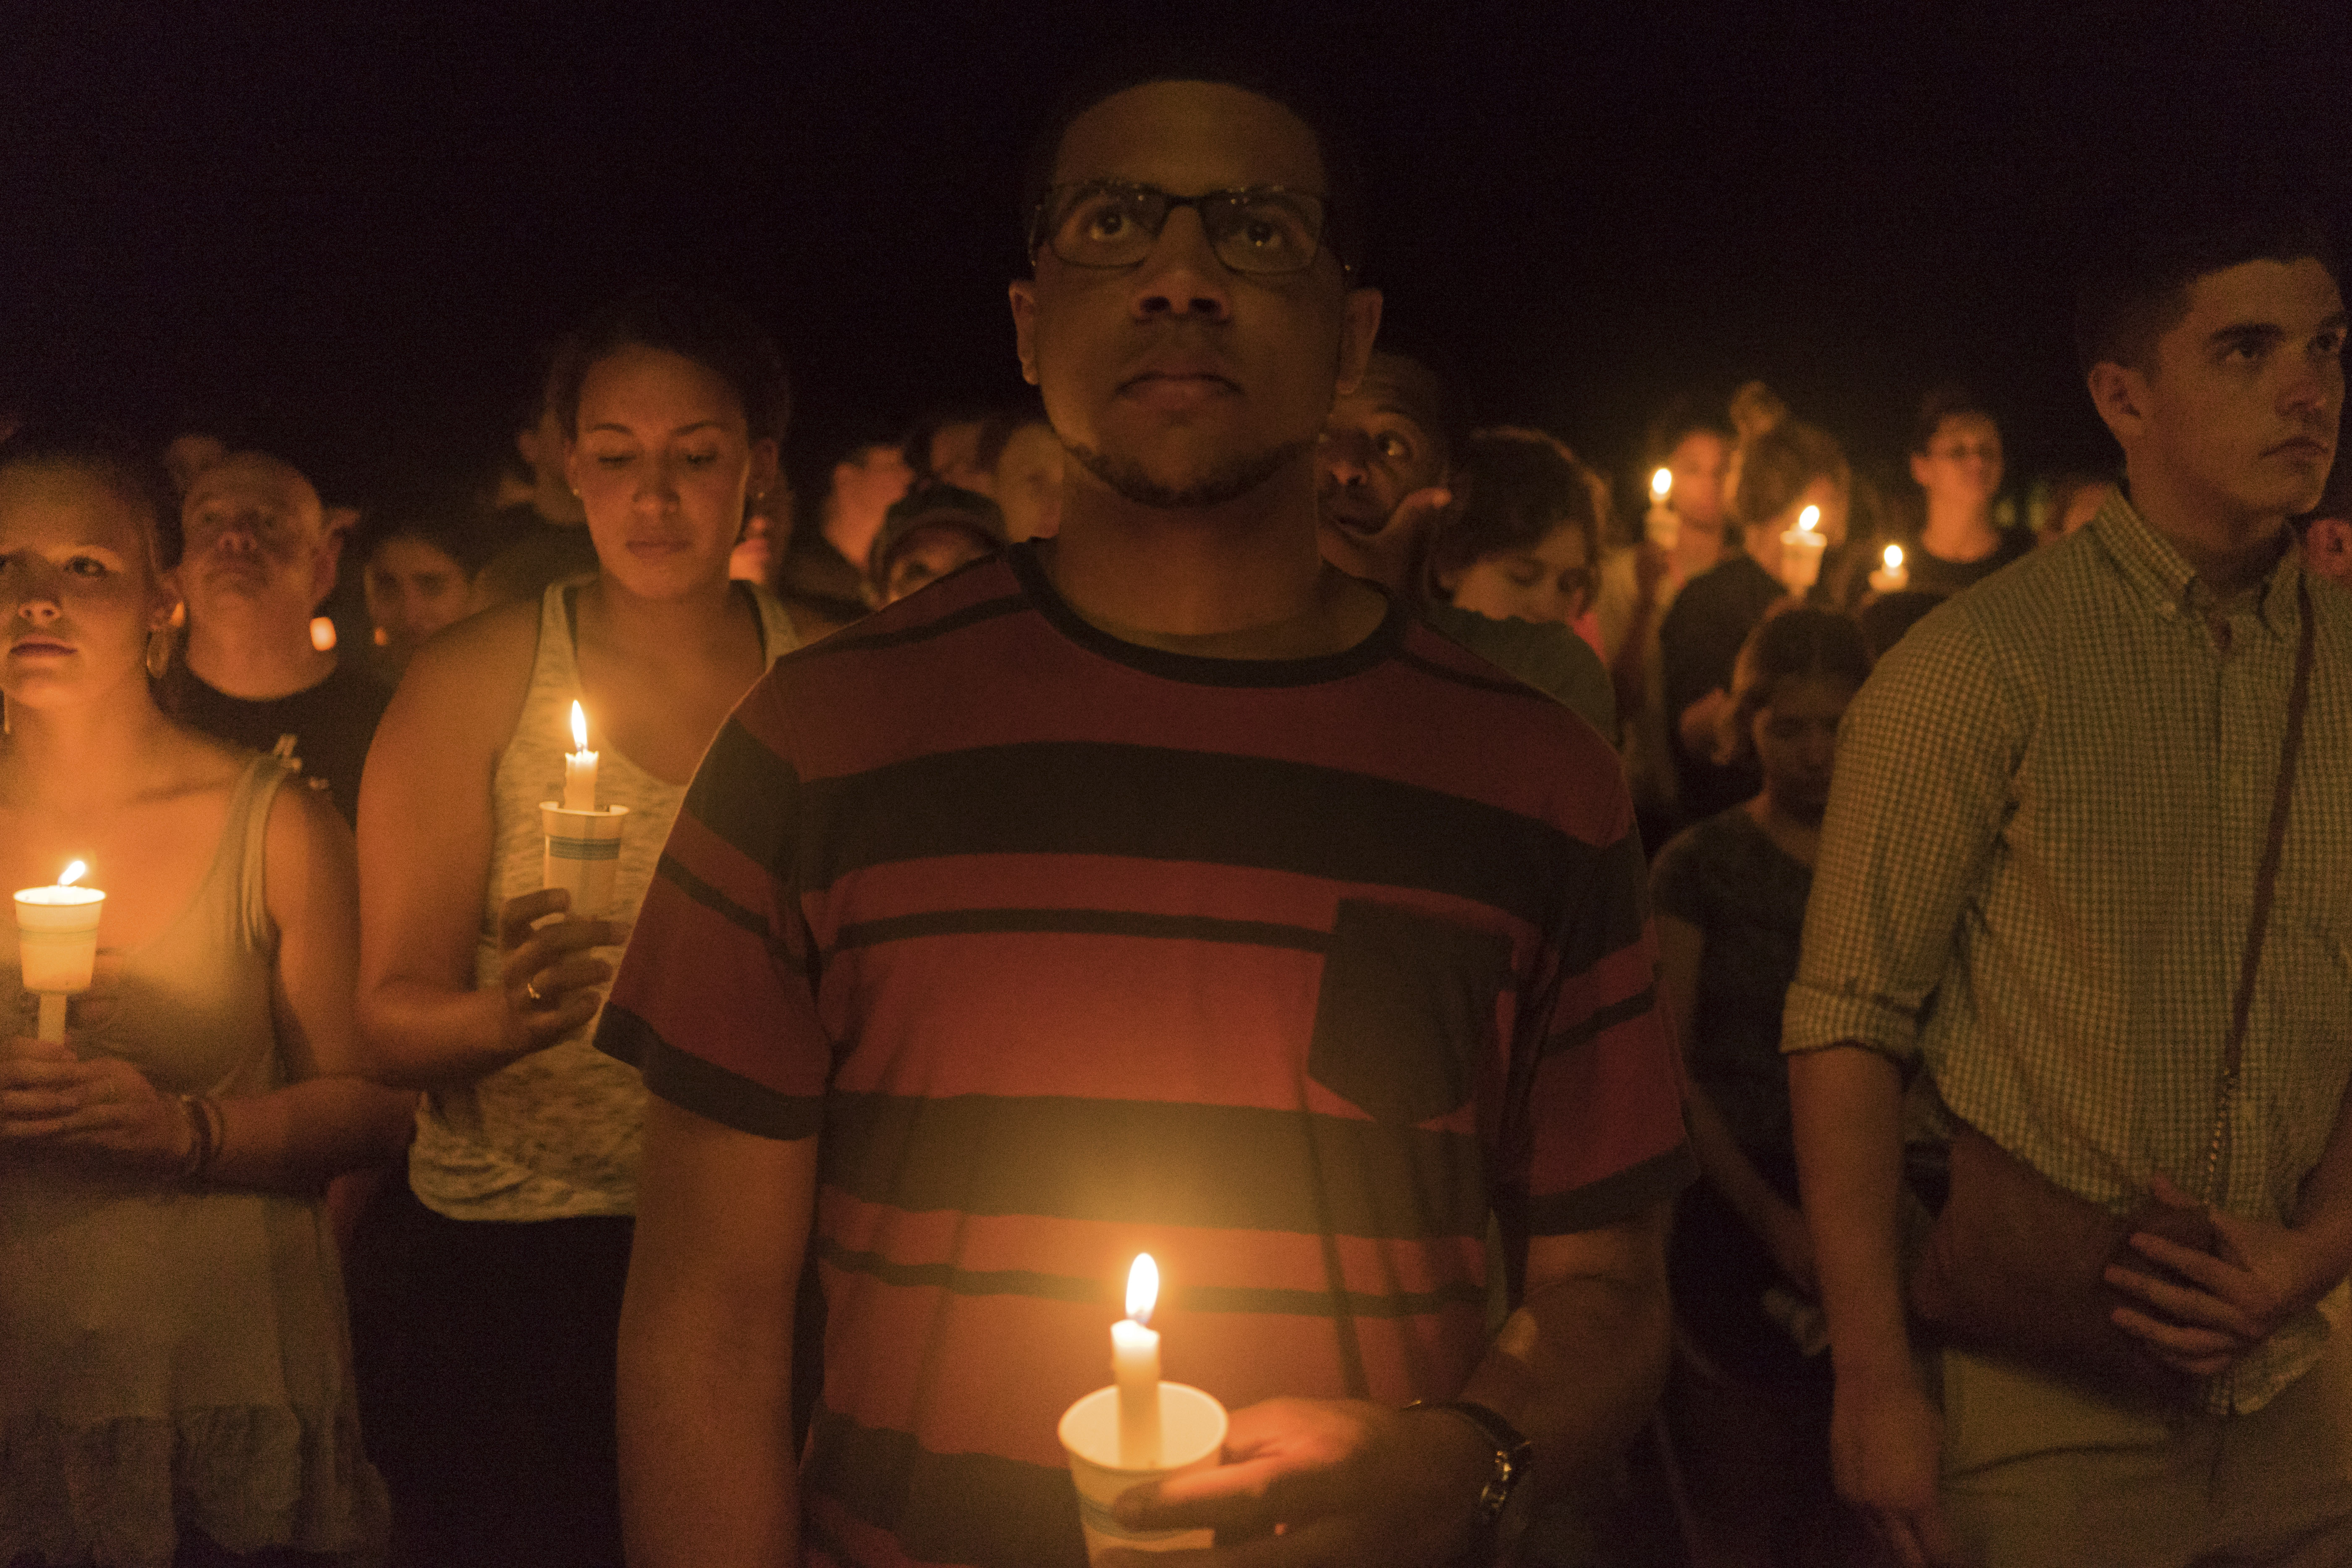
[381,596,543,758]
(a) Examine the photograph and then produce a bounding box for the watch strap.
[1403,1400,1534,1526]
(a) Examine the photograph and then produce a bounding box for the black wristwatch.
[1404,1399,1535,1539]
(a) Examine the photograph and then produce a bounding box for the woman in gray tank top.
[351,291,797,1566]
[0,432,416,1567]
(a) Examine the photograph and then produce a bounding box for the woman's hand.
[0,1033,193,1179]
[494,887,628,1058]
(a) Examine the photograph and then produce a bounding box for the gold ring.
[524,979,547,1005]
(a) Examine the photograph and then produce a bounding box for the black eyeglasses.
[1029,181,1336,276]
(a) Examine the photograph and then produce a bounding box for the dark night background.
[3,1,2347,514]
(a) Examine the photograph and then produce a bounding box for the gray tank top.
[1,755,388,1564]
[409,579,795,1221]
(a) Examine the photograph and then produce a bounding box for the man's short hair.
[2073,197,2342,377]
[1909,383,1998,455]
[1017,46,1368,277]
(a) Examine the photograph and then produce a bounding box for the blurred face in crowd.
[1316,373,1444,544]
[363,532,474,676]
[821,442,914,570]
[2096,258,2345,526]
[162,432,228,497]
[566,343,777,602]
[1752,673,1855,824]
[1437,520,1593,628]
[1910,411,2004,514]
[1663,428,1730,529]
[1010,80,1380,515]
[178,453,336,631]
[2306,515,2352,590]
[1,461,175,715]
[927,421,991,492]
[878,523,995,606]
[993,420,1065,542]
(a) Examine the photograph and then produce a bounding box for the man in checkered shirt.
[1786,202,2352,1567]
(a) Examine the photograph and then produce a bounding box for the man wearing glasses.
[600,59,1689,1568]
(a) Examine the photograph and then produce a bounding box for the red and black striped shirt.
[597,546,1692,1568]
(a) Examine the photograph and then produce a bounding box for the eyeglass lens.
[1044,185,1325,275]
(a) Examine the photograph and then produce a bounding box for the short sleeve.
[1510,764,1695,1235]
[593,675,830,1141]
[1781,604,2022,1064]
[1647,820,1717,930]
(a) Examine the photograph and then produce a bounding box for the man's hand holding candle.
[1100,1213,1672,1567]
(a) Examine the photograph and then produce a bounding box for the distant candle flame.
[570,700,589,754]
[1883,543,1904,571]
[1650,467,1672,502]
[58,861,86,889]
[309,616,337,652]
[1798,505,1821,535]
[1126,1253,1159,1326]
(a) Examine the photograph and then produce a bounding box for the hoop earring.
[145,628,173,681]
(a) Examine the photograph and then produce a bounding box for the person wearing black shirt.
[164,452,387,824]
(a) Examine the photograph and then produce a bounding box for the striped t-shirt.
[596,545,1692,1568]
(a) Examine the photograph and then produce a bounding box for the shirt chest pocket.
[1307,900,1514,1127]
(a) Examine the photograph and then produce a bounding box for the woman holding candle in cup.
[352,288,795,1565]
[0,429,412,1567]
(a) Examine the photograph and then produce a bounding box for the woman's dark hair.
[1726,606,1873,763]
[0,424,181,571]
[550,288,791,445]
[1732,421,1849,532]
[358,503,507,581]
[1421,428,1600,604]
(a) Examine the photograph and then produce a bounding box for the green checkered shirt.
[1785,490,2352,1413]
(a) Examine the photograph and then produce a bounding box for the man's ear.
[1908,450,1934,490]
[1008,280,1040,387]
[2087,361,2150,453]
[1334,286,1384,397]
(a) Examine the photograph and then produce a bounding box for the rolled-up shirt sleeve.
[1782,605,2022,1063]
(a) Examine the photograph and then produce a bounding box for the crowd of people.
[4,52,2350,1568]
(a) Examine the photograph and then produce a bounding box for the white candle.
[1869,542,1910,594]
[1779,504,1827,593]
[563,700,599,812]
[14,860,105,1042]
[1113,1253,1163,1468]
[1644,467,1680,550]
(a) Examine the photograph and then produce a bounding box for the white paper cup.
[1779,529,1827,592]
[540,803,629,918]
[14,887,104,994]
[1059,1383,1228,1562]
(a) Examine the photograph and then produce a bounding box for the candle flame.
[1883,543,1904,571]
[1650,467,1672,502]
[1126,1253,1159,1326]
[1798,505,1821,535]
[570,700,589,753]
[309,615,337,652]
[58,861,86,889]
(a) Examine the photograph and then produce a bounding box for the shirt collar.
[2090,488,2304,636]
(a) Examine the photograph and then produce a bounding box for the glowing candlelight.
[15,859,106,1042]
[1870,542,1910,594]
[563,700,598,812]
[308,615,337,652]
[1111,1254,1163,1468]
[1779,504,1827,593]
[1645,466,1681,550]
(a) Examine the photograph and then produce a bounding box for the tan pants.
[1940,1330,2352,1567]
